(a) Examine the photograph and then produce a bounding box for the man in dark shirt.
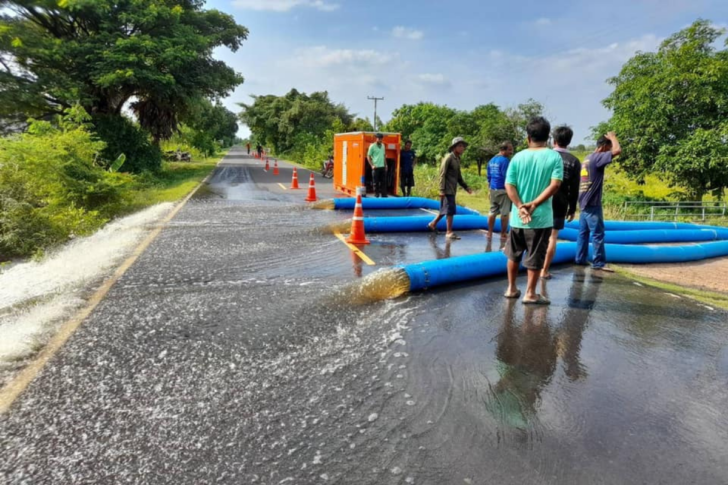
[542,126,581,279]
[399,140,416,197]
[575,132,621,271]
[427,137,473,240]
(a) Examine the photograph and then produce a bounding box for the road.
[2,148,728,485]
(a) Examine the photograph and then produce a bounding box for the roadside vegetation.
[0,1,247,260]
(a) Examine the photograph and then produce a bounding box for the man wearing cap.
[367,133,388,198]
[427,137,473,240]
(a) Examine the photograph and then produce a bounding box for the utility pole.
[367,96,384,131]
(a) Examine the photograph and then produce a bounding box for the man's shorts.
[439,195,457,217]
[553,216,566,231]
[489,189,512,216]
[400,170,415,188]
[504,227,553,270]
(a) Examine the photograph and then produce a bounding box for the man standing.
[504,117,563,305]
[487,141,514,241]
[246,142,251,155]
[575,132,621,271]
[367,133,388,197]
[399,140,416,197]
[256,143,263,159]
[541,126,581,279]
[427,137,473,240]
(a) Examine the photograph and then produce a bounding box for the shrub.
[0,107,130,259]
[92,115,162,173]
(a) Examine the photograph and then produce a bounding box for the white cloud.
[291,46,394,68]
[232,0,339,12]
[392,26,424,40]
[535,17,552,26]
[415,73,450,87]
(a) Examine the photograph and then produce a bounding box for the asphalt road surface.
[2,148,728,485]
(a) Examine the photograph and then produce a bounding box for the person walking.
[575,132,621,271]
[487,141,514,241]
[256,144,263,159]
[246,142,251,155]
[503,117,563,305]
[541,126,581,279]
[367,133,388,197]
[399,140,417,197]
[427,137,473,240]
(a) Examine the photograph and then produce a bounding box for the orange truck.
[333,132,402,196]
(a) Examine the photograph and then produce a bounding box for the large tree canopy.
[239,89,353,153]
[0,0,248,140]
[602,20,728,199]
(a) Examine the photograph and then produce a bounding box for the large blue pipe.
[333,197,480,215]
[401,241,728,292]
[360,215,728,244]
[558,227,728,244]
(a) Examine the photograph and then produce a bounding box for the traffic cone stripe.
[346,193,370,245]
[305,173,318,202]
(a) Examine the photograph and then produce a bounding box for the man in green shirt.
[504,117,563,305]
[367,133,387,197]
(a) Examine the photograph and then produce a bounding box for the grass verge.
[125,153,224,211]
[613,265,728,310]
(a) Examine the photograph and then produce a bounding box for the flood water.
[1,149,727,485]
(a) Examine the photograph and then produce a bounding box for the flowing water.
[1,149,727,485]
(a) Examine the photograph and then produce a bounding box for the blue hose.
[333,197,480,215]
[363,215,503,233]
[401,241,728,292]
[558,227,728,244]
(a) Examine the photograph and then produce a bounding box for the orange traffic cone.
[305,173,318,202]
[273,159,279,176]
[264,158,269,171]
[346,193,370,245]
[291,167,300,189]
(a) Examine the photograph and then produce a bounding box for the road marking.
[334,232,376,266]
[0,169,216,415]
[278,183,287,190]
[420,208,438,215]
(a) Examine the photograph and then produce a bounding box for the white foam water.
[0,203,173,370]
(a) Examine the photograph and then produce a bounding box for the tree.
[239,89,352,153]
[0,0,248,144]
[601,20,728,200]
[385,103,457,164]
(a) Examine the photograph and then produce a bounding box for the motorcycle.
[321,158,334,179]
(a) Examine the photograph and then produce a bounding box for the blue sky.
[209,0,728,143]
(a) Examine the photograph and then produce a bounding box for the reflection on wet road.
[1,149,727,484]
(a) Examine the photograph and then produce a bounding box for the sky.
[208,0,728,143]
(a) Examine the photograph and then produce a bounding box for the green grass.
[613,266,728,310]
[109,151,227,217]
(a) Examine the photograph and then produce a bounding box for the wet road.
[2,148,728,484]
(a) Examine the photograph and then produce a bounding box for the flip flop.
[593,266,615,273]
[541,273,553,280]
[504,290,521,299]
[446,233,461,240]
[427,223,439,234]
[522,294,551,305]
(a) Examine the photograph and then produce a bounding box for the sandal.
[541,273,553,280]
[504,290,521,299]
[427,223,439,234]
[522,294,551,305]
[446,233,461,240]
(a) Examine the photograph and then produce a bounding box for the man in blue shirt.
[399,140,416,197]
[487,141,514,240]
[575,132,621,271]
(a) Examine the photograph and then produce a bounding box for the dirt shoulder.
[616,257,728,309]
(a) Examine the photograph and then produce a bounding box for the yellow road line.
[0,171,215,415]
[278,183,287,190]
[334,232,376,266]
